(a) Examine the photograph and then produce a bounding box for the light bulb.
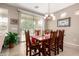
[44,14,48,19]
[51,14,56,20]
[44,16,46,19]
[45,14,48,17]
[53,15,56,20]
[50,14,54,17]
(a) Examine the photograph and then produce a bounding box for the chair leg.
[26,49,28,56]
[34,48,36,53]
[39,49,41,56]
[42,45,46,56]
[62,49,63,51]
[48,45,51,56]
[26,47,28,56]
[49,40,51,56]
[57,47,59,54]
[57,44,59,54]
[61,44,63,51]
[49,48,51,56]
[60,42,63,51]
[39,46,41,56]
[29,49,31,56]
[54,44,57,55]
[54,49,56,55]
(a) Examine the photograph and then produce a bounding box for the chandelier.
[44,3,56,20]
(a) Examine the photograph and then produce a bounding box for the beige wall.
[1,3,79,47]
[0,3,19,33]
[47,4,79,48]
[0,3,43,42]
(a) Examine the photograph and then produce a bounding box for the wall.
[0,3,44,42]
[47,4,79,48]
[0,3,19,33]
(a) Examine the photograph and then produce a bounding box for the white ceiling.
[7,3,75,15]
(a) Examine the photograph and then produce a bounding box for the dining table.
[31,33,51,55]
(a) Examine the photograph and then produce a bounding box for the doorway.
[20,13,35,42]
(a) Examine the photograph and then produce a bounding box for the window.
[0,8,8,34]
[20,13,44,41]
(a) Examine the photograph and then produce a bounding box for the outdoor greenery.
[21,19,34,30]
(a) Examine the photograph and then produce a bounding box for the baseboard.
[64,42,79,50]
[18,41,26,43]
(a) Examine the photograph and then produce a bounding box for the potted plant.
[3,32,18,48]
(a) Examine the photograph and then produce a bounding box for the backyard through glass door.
[20,13,45,42]
[20,14,35,42]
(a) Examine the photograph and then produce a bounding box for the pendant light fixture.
[44,3,56,20]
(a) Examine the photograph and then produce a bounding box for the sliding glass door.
[19,12,44,42]
[20,14,35,41]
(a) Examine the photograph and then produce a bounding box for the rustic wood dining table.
[31,34,51,56]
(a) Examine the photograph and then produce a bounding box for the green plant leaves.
[3,32,18,48]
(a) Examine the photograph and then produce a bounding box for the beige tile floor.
[0,42,79,56]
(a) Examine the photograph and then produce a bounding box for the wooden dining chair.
[37,30,51,56]
[45,30,50,34]
[41,38,51,56]
[35,30,40,36]
[58,30,65,51]
[25,30,40,56]
[42,30,59,56]
[50,30,58,55]
[56,30,59,55]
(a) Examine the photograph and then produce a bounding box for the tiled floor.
[0,42,79,56]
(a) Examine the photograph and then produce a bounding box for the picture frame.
[57,17,71,27]
[10,18,18,25]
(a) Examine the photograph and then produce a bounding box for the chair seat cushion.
[32,37,36,44]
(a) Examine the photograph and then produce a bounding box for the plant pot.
[9,43,14,48]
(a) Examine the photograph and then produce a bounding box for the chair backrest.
[58,30,65,42]
[50,31,58,45]
[35,30,40,36]
[62,30,65,40]
[45,30,50,34]
[25,30,31,47]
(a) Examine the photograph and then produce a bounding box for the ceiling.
[7,3,75,15]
